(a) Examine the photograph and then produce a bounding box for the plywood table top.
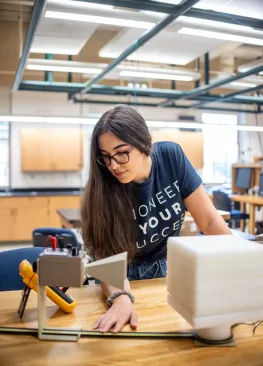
[1,279,263,366]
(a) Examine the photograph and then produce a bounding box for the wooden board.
[1,279,263,366]
[151,130,204,169]
[20,128,84,172]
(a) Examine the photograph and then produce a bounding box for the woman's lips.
[115,170,127,178]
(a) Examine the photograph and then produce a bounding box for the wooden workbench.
[1,279,263,366]
[231,194,263,235]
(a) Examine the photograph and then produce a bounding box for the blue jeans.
[127,258,167,281]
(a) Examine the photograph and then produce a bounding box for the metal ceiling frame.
[73,98,258,114]
[159,63,263,107]
[70,0,201,99]
[12,0,47,91]
[19,81,263,106]
[189,83,263,109]
[71,0,263,30]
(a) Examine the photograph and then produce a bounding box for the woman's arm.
[184,184,232,235]
[93,280,138,333]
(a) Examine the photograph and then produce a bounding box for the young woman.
[81,105,231,334]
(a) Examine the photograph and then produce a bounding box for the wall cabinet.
[0,195,81,242]
[20,128,83,172]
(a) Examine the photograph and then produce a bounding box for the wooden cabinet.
[0,195,81,242]
[0,208,14,242]
[48,196,81,227]
[20,128,83,172]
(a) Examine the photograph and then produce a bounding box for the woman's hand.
[93,295,138,333]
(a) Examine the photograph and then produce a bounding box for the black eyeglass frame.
[97,146,135,167]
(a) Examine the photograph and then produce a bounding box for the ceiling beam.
[73,98,257,114]
[19,81,263,106]
[72,0,263,29]
[70,0,200,99]
[190,84,263,109]
[159,63,263,107]
[12,0,47,92]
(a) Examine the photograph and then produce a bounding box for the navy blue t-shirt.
[132,141,202,263]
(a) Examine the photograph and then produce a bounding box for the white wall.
[238,113,263,163]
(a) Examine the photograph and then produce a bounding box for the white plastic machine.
[167,235,263,343]
[37,247,127,341]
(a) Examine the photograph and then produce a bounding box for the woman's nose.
[110,159,120,170]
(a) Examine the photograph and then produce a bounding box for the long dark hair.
[81,105,152,260]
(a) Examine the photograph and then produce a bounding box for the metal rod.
[204,53,209,85]
[190,83,263,109]
[159,63,263,107]
[44,54,53,83]
[68,55,72,83]
[195,58,200,88]
[71,0,200,98]
[73,98,257,114]
[71,1,263,30]
[19,81,263,105]
[12,0,47,91]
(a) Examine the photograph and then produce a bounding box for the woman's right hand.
[93,295,138,333]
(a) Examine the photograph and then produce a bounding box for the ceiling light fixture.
[45,10,154,29]
[0,116,261,131]
[230,81,257,88]
[178,27,263,46]
[119,71,193,81]
[27,64,102,74]
[47,0,114,10]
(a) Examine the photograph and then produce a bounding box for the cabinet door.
[48,196,81,227]
[13,207,50,241]
[0,209,14,242]
[20,128,83,172]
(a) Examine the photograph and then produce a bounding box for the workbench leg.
[249,204,256,235]
[240,202,246,232]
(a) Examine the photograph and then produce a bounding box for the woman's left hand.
[93,295,138,333]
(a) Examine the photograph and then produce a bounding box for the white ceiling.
[99,27,227,65]
[30,0,263,70]
[194,0,263,19]
[31,17,97,55]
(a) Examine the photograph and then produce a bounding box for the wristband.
[106,290,135,307]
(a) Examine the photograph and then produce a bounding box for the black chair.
[212,190,249,231]
[32,227,80,248]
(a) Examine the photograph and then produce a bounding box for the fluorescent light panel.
[178,28,263,46]
[27,64,102,74]
[0,116,262,131]
[45,10,154,29]
[119,71,193,81]
[47,0,114,10]
[230,81,257,88]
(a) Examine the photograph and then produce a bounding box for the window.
[0,122,9,188]
[201,113,238,184]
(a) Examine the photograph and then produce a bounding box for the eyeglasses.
[97,146,135,167]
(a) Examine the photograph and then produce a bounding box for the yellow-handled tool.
[19,260,76,313]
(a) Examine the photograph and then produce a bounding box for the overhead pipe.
[70,0,201,99]
[189,83,263,109]
[19,81,263,105]
[159,63,263,107]
[195,58,200,88]
[12,0,47,91]
[204,53,210,85]
[73,98,257,114]
[72,1,263,30]
[44,54,53,83]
